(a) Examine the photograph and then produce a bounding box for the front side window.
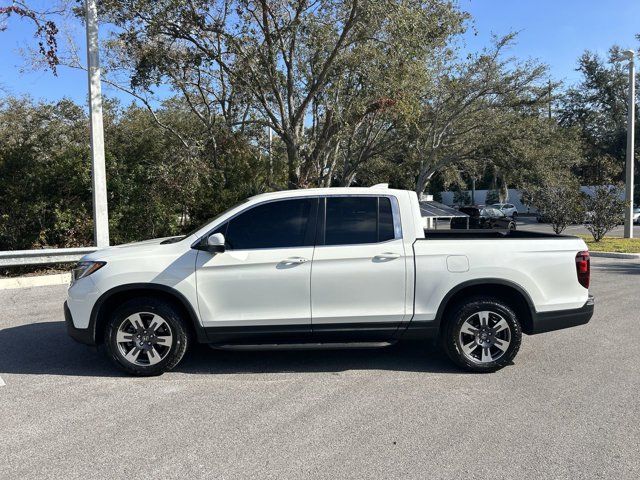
[224,198,315,249]
[324,196,398,246]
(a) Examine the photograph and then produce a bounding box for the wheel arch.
[435,279,535,335]
[90,283,208,345]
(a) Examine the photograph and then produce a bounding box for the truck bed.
[412,229,589,321]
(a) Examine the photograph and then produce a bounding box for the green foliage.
[559,48,637,186]
[0,96,272,249]
[0,98,93,249]
[2,6,637,251]
[485,190,500,205]
[453,189,471,206]
[523,177,584,235]
[96,0,468,188]
[584,185,625,242]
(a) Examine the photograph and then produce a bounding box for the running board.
[209,341,394,351]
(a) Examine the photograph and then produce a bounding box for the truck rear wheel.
[104,297,189,376]
[441,296,522,373]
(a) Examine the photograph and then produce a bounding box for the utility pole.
[625,52,636,238]
[85,0,109,247]
[613,50,636,238]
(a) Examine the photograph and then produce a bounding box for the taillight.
[576,251,590,289]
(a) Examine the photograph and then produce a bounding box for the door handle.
[281,257,309,264]
[373,252,401,261]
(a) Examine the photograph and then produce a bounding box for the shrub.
[584,185,625,242]
[523,179,584,234]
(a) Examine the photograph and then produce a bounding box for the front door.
[310,196,407,339]
[195,197,318,340]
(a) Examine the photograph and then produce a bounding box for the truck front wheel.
[441,296,522,373]
[104,297,190,376]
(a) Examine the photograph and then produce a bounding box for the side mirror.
[196,233,226,253]
[207,233,226,253]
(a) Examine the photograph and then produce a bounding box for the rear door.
[310,195,407,339]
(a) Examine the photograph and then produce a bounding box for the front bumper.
[529,295,594,335]
[64,301,96,346]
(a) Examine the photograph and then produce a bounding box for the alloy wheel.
[116,312,174,366]
[458,310,511,364]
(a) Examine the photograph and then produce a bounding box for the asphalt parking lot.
[1,257,639,479]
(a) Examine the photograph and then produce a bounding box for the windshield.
[172,198,252,241]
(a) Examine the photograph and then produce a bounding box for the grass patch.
[578,235,640,253]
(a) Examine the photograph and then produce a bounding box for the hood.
[80,236,186,262]
[112,237,178,249]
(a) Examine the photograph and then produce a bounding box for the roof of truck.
[247,185,409,201]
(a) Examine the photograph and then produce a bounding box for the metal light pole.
[623,51,635,238]
[85,0,110,247]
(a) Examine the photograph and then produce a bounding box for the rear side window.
[378,197,395,242]
[324,196,398,246]
[224,198,315,249]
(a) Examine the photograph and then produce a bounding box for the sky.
[1,0,640,105]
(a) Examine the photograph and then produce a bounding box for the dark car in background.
[451,206,517,230]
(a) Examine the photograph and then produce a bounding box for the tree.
[558,47,639,195]
[479,113,583,195]
[0,97,92,249]
[453,189,470,206]
[0,1,61,73]
[584,185,625,242]
[485,190,500,205]
[395,33,550,194]
[85,0,467,188]
[0,96,269,249]
[523,176,584,235]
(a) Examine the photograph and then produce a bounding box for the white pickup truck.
[65,186,594,376]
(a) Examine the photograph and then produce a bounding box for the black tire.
[508,221,516,231]
[440,296,522,373]
[104,297,189,376]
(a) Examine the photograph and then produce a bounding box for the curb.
[589,251,640,259]
[0,273,71,290]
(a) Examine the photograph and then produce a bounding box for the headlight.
[71,261,106,285]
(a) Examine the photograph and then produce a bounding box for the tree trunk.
[499,180,509,203]
[415,171,430,197]
[285,140,299,188]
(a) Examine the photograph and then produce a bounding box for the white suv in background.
[491,203,518,219]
